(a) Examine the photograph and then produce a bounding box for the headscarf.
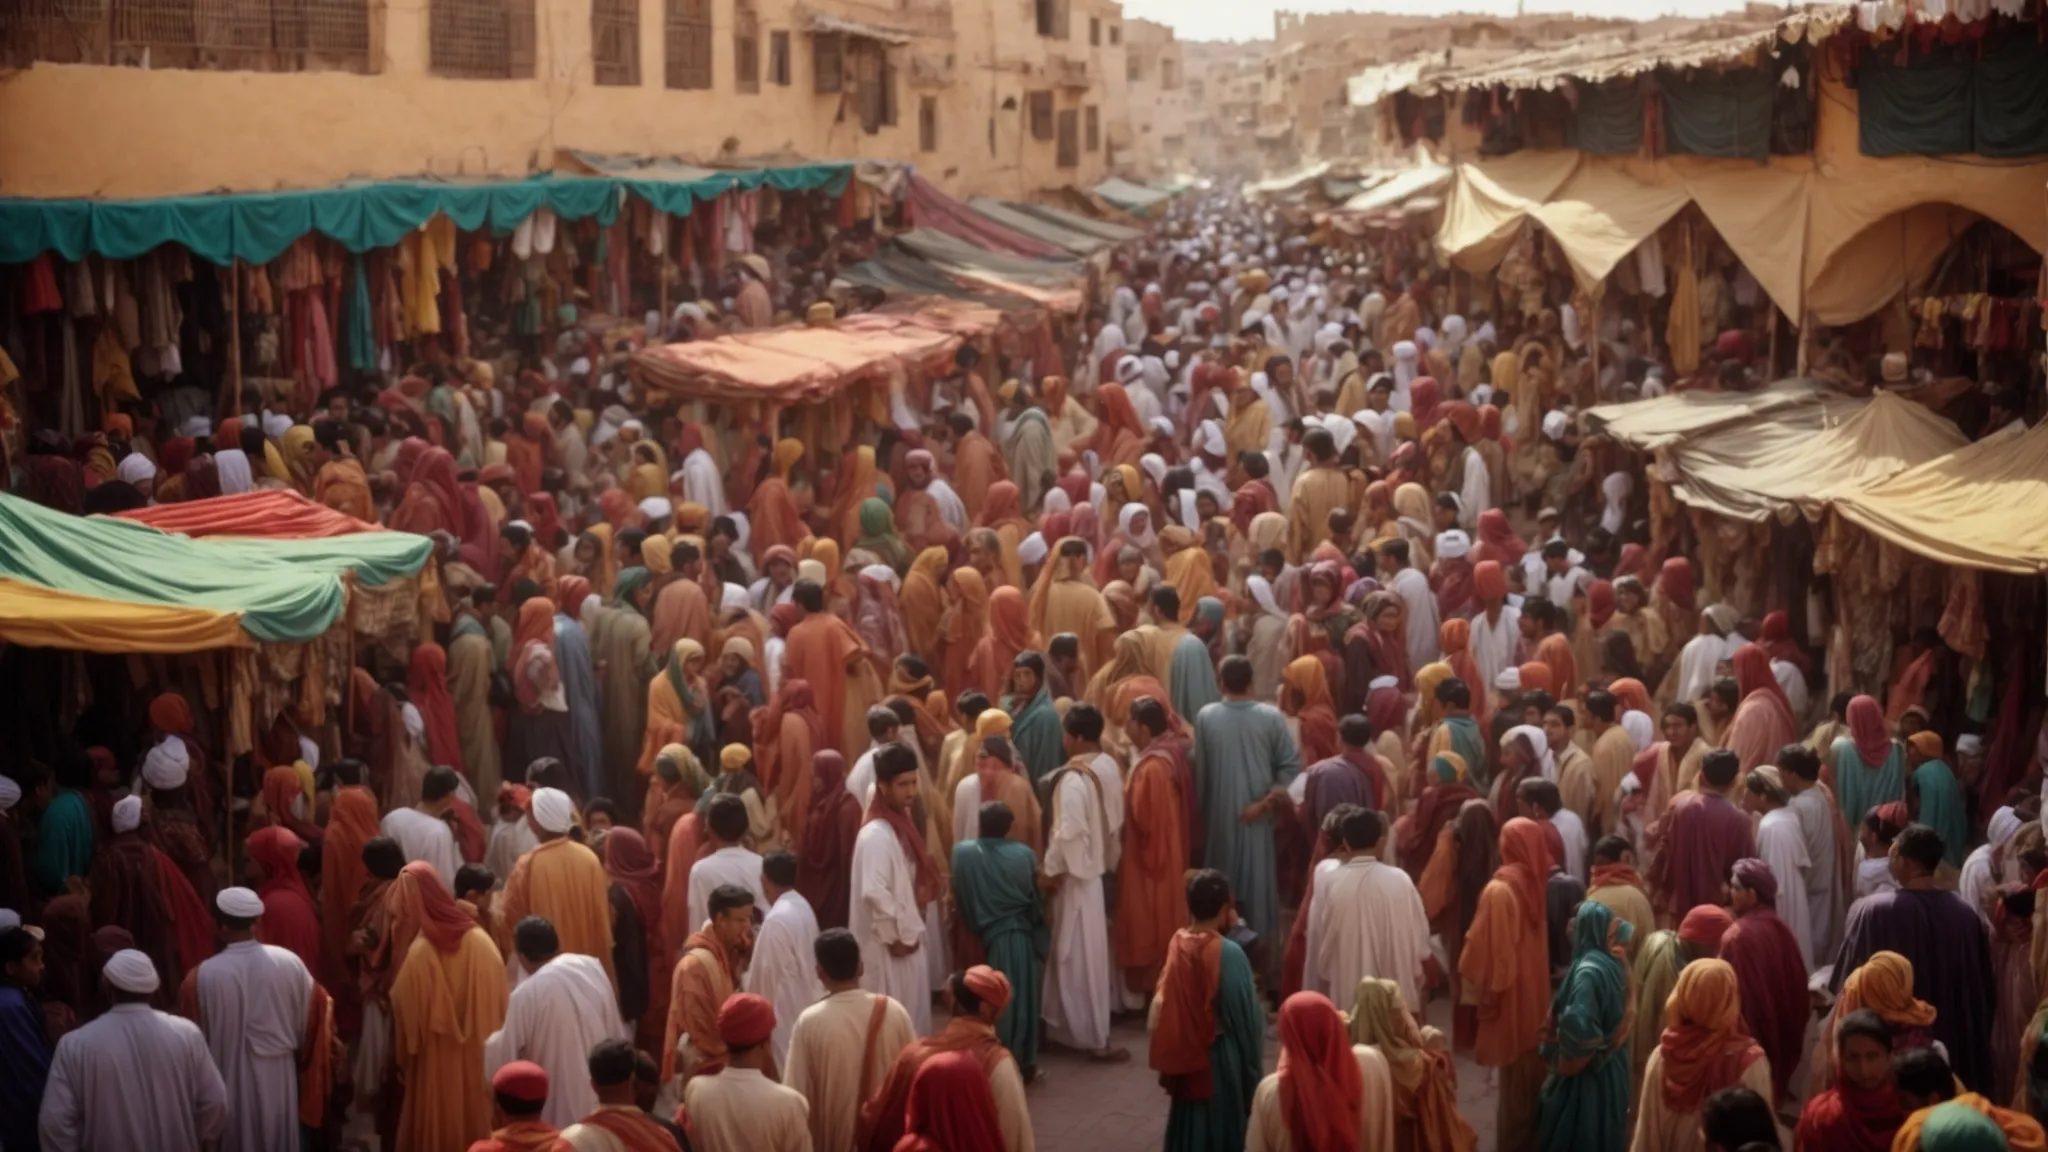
[896,1049,1006,1152]
[1913,1104,2013,1152]
[1586,579,1616,629]
[855,498,913,572]
[1497,817,1551,935]
[1835,951,1936,1029]
[1277,992,1364,1152]
[1846,695,1895,768]
[406,642,466,777]
[1657,558,1696,613]
[604,828,665,983]
[1440,619,1481,700]
[1474,509,1525,567]
[1657,958,1764,1113]
[1678,904,1734,948]
[392,860,479,953]
[1535,634,1578,702]
[1733,642,1792,715]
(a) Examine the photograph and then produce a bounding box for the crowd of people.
[1,187,2044,1152]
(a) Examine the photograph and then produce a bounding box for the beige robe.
[447,628,503,801]
[784,989,916,1152]
[1245,1044,1397,1152]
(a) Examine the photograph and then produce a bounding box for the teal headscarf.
[855,497,913,573]
[1196,596,1225,624]
[1918,1103,2009,1152]
[1538,901,1634,1151]
[1910,757,1970,868]
[611,566,655,616]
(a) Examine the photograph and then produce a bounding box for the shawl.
[407,642,467,777]
[1277,992,1363,1152]
[1657,958,1765,1113]
[1847,696,1895,768]
[1496,817,1551,935]
[1796,1082,1905,1152]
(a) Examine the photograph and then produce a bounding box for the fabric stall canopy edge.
[966,197,1118,258]
[1093,177,1174,214]
[1008,200,1144,244]
[630,313,969,404]
[1585,376,1833,451]
[115,490,387,539]
[1828,419,2048,574]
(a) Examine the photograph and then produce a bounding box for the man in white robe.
[1743,765,1815,970]
[688,794,769,930]
[1781,744,1843,961]
[39,950,227,1152]
[1304,808,1433,1011]
[1379,539,1440,671]
[1455,441,1491,530]
[194,888,314,1152]
[1042,705,1123,1059]
[785,928,916,1152]
[744,850,823,1071]
[680,995,812,1152]
[485,915,630,1129]
[850,745,935,1037]
[380,765,464,891]
[676,439,727,518]
[1470,579,1523,705]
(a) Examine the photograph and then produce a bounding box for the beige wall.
[1117,17,1185,182]
[0,0,1116,201]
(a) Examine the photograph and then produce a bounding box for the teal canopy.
[0,160,853,267]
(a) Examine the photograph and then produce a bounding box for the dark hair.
[886,699,917,729]
[1435,678,1471,709]
[1240,451,1270,479]
[0,926,37,969]
[1895,824,1945,873]
[897,655,930,681]
[1545,705,1576,729]
[362,837,407,880]
[1663,701,1699,727]
[1776,744,1821,782]
[792,579,825,612]
[1150,585,1182,621]
[1700,1087,1777,1152]
[1378,537,1410,565]
[979,801,1016,839]
[1542,540,1571,560]
[1186,868,1232,921]
[422,765,462,802]
[1892,1047,1953,1100]
[948,412,975,436]
[494,1088,547,1119]
[455,864,498,900]
[762,849,798,889]
[1700,749,1741,789]
[588,1038,638,1087]
[1517,778,1563,816]
[706,794,750,844]
[514,916,560,961]
[1837,1008,1893,1051]
[214,904,259,931]
[584,797,620,825]
[1524,691,1557,715]
[1057,538,1088,560]
[1303,427,1336,461]
[957,690,991,721]
[1258,548,1285,571]
[951,970,985,1016]
[1339,714,1372,747]
[1064,702,1105,742]
[1593,835,1632,864]
[673,542,702,566]
[709,884,756,919]
[1830,691,1855,718]
[1585,690,1617,723]
[1711,677,1741,711]
[330,758,366,787]
[867,706,902,739]
[815,928,862,981]
[1220,656,1254,694]
[1339,807,1383,852]
[1014,651,1046,678]
[875,743,919,782]
[1131,697,1170,738]
[979,736,1013,766]
[1049,632,1080,658]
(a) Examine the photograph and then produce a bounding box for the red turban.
[492,1060,549,1102]
[717,992,777,1048]
[1473,560,1507,601]
[1677,904,1734,948]
[963,965,1013,1013]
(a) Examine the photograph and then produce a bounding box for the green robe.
[1164,936,1264,1152]
[951,837,1049,1069]
[1442,714,1488,789]
[1830,737,1904,831]
[1006,688,1063,785]
[33,789,92,896]
[1910,758,1969,868]
[1539,903,1632,1152]
[1192,700,1302,944]
[1170,634,1221,727]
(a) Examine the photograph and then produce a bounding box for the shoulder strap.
[859,993,891,1096]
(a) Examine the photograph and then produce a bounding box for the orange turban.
[1473,560,1507,601]
[964,964,1013,1012]
[717,992,777,1048]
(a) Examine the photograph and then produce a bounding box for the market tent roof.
[1586,377,1833,451]
[905,175,1069,259]
[1008,200,1143,244]
[630,313,966,403]
[1829,420,2048,573]
[837,251,1041,311]
[892,229,1084,310]
[1244,162,1333,198]
[965,197,1115,256]
[116,490,384,538]
[1093,178,1172,214]
[0,492,432,651]
[1338,162,1453,216]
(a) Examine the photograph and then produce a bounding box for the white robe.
[1084,750,1125,871]
[850,820,932,1036]
[1756,807,1815,970]
[1042,765,1112,1052]
[485,817,540,882]
[1470,604,1522,705]
[786,989,916,1152]
[688,845,769,932]
[1246,1045,1396,1152]
[926,477,969,530]
[1554,808,1589,881]
[679,447,727,517]
[39,1004,228,1152]
[1786,785,1844,961]
[681,1067,813,1152]
[381,806,462,891]
[1304,857,1433,1012]
[746,890,825,1071]
[195,940,311,1152]
[485,952,629,1130]
[1389,566,1440,671]
[1672,633,1731,707]
[1456,446,1490,530]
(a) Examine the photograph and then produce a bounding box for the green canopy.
[965,197,1114,256]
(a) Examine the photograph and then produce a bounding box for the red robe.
[1721,905,1811,1107]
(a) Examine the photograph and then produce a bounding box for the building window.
[664,0,711,87]
[1034,0,1067,38]
[849,40,893,132]
[1085,104,1098,150]
[591,0,639,84]
[1028,90,1054,140]
[429,0,535,78]
[920,95,938,151]
[1089,16,1099,45]
[10,0,375,72]
[1056,107,1079,167]
[1126,53,1140,81]
[1162,56,1179,89]
[770,29,790,84]
[733,0,758,92]
[814,31,843,92]
[1108,22,1118,44]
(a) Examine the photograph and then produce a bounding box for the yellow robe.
[1288,464,1354,563]
[499,838,617,988]
[391,926,507,1152]
[1033,578,1117,683]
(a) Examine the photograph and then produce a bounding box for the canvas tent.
[1585,377,1833,451]
[1829,420,2048,574]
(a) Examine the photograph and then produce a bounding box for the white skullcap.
[142,737,190,790]
[508,519,534,533]
[1542,410,1570,442]
[859,564,899,590]
[638,496,673,520]
[796,559,827,585]
[1368,675,1399,692]
[0,775,17,810]
[401,703,425,744]
[530,787,575,834]
[620,418,645,434]
[0,909,20,931]
[111,794,143,834]
[570,356,592,376]
[721,583,750,613]
[103,948,160,994]
[1494,667,1523,691]
[1956,734,1984,755]
[1198,420,1226,457]
[217,887,266,919]
[582,594,604,620]
[1115,356,1144,385]
[1018,533,1049,564]
[181,414,214,437]
[1391,341,1417,360]
[1435,529,1472,560]
[261,411,294,440]
[117,453,157,486]
[298,735,320,771]
[1140,453,1168,486]
[1148,417,1175,438]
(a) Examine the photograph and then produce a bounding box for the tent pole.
[223,260,243,421]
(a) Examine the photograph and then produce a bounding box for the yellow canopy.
[1829,420,2047,574]
[0,577,248,653]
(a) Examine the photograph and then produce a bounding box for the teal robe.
[33,788,92,896]
[1192,700,1302,944]
[1830,737,1904,829]
[1539,903,1632,1152]
[1442,714,1488,788]
[1164,936,1264,1152]
[951,837,1049,1069]
[1170,634,1221,727]
[1910,758,1969,868]
[1007,688,1063,785]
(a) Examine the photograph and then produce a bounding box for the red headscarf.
[247,825,322,969]
[1410,378,1443,431]
[393,860,479,953]
[1677,904,1734,948]
[1435,554,1476,620]
[510,596,557,671]
[1846,695,1894,769]
[1609,678,1652,718]
[1615,543,1648,584]
[1441,401,1481,444]
[1277,992,1364,1152]
[1657,557,1696,613]
[1474,509,1525,568]
[406,642,467,777]
[525,491,563,551]
[605,828,667,988]
[599,487,642,532]
[895,1050,1006,1152]
[1473,559,1508,602]
[1795,1081,1905,1152]
[1759,610,1812,677]
[1586,579,1617,629]
[1496,817,1552,935]
[753,679,829,793]
[1440,619,1482,702]
[259,765,323,845]
[1733,642,1791,716]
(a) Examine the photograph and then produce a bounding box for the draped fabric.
[1539,903,1633,1152]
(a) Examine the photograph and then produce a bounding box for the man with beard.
[894,449,960,555]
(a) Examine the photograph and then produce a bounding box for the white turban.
[1504,724,1556,781]
[1140,453,1169,486]
[111,794,143,834]
[401,703,425,745]
[0,776,17,811]
[1542,410,1570,442]
[796,559,827,586]
[638,496,673,521]
[103,949,161,995]
[530,787,575,834]
[1198,420,1226,457]
[582,593,604,621]
[1320,413,1356,457]
[1018,533,1049,565]
[215,448,254,496]
[1435,529,1472,560]
[0,910,20,932]
[217,887,266,919]
[1621,710,1655,753]
[1391,340,1418,362]
[1115,356,1144,385]
[298,736,321,772]
[261,411,294,440]
[1494,667,1523,692]
[118,453,157,486]
[1148,417,1175,438]
[142,737,190,791]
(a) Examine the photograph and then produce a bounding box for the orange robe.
[900,549,950,663]
[1457,871,1549,1068]
[952,432,1007,521]
[660,812,711,949]
[498,838,616,988]
[1029,574,1117,682]
[783,611,882,758]
[748,476,808,559]
[1115,744,1188,990]
[663,931,737,1082]
[391,926,507,1152]
[758,710,816,846]
[637,676,692,777]
[650,579,712,657]
[321,786,381,1021]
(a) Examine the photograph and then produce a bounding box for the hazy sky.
[1124,0,1763,45]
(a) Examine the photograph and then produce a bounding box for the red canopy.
[905,175,1069,260]
[116,491,384,539]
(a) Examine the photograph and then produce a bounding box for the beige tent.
[1585,377,1833,452]
[1828,420,2048,574]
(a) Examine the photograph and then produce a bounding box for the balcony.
[1052,55,1093,90]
